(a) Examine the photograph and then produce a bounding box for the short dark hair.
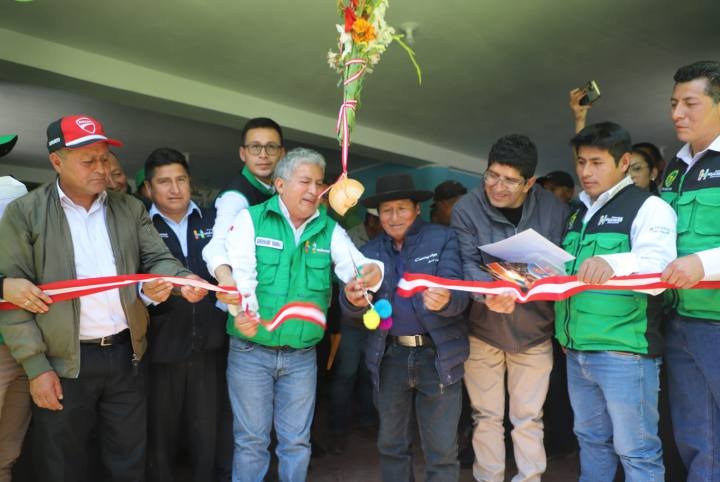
[674,60,720,103]
[241,117,284,145]
[570,122,632,164]
[632,142,663,165]
[487,134,538,179]
[144,148,190,182]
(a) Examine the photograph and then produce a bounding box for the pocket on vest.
[256,248,281,284]
[305,255,331,291]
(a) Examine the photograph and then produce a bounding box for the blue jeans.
[566,350,664,482]
[665,316,720,482]
[376,343,461,482]
[226,337,316,482]
[329,323,375,433]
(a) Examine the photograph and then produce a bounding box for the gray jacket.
[451,184,569,352]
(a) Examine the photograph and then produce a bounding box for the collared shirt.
[203,177,274,275]
[578,176,677,282]
[57,182,128,339]
[149,201,201,258]
[225,198,383,312]
[675,134,720,277]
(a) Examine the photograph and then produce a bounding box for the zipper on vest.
[564,221,588,350]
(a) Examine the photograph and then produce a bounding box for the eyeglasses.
[483,170,526,190]
[243,143,283,156]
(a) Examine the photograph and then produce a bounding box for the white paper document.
[479,229,574,269]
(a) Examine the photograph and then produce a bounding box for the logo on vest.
[256,237,284,250]
[193,228,213,240]
[158,232,169,238]
[304,241,330,254]
[698,168,720,182]
[598,215,623,226]
[664,169,679,188]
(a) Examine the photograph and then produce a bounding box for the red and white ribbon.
[336,99,358,174]
[397,272,720,303]
[343,58,367,86]
[0,274,326,331]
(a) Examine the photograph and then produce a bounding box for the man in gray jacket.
[451,134,569,482]
[0,115,207,482]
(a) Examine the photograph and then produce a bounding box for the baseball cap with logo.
[46,115,122,153]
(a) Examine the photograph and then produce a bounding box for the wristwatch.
[0,274,6,300]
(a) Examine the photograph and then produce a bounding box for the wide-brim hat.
[0,134,18,158]
[361,174,433,208]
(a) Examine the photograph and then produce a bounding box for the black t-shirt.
[498,205,523,227]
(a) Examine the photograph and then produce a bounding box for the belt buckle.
[100,335,112,347]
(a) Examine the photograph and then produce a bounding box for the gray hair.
[274,147,326,181]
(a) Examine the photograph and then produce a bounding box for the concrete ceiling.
[0,0,719,188]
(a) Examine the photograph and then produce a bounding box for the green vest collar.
[264,195,331,245]
[242,166,274,196]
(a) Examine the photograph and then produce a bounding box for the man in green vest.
[659,60,720,481]
[556,122,677,480]
[220,147,383,482]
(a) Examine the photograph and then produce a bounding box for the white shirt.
[203,179,274,277]
[57,183,128,339]
[149,201,201,258]
[578,176,677,279]
[225,198,383,312]
[675,134,720,277]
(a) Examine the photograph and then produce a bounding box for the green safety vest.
[226,195,336,348]
[660,150,720,321]
[555,185,663,355]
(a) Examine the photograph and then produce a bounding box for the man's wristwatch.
[0,274,6,300]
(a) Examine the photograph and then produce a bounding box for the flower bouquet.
[326,0,421,215]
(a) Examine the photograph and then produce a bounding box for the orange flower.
[351,17,376,43]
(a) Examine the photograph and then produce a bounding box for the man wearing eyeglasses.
[451,134,569,482]
[203,117,286,290]
[201,117,285,480]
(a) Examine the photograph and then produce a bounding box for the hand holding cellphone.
[579,80,601,105]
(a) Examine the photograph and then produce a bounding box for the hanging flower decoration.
[326,0,421,216]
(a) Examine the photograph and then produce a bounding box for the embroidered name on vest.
[414,253,439,263]
[698,168,720,182]
[256,237,284,250]
[158,232,169,238]
[598,215,623,226]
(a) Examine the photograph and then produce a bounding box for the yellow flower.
[351,17,376,44]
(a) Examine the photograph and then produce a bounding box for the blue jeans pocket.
[229,337,255,353]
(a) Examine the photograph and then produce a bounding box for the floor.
[306,426,581,482]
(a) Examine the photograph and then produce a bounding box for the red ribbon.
[0,274,326,331]
[397,272,720,303]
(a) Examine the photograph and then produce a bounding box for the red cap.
[46,115,123,153]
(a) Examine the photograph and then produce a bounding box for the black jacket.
[146,206,227,363]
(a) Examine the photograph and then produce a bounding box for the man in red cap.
[0,115,208,482]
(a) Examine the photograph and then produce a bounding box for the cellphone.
[579,80,601,105]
